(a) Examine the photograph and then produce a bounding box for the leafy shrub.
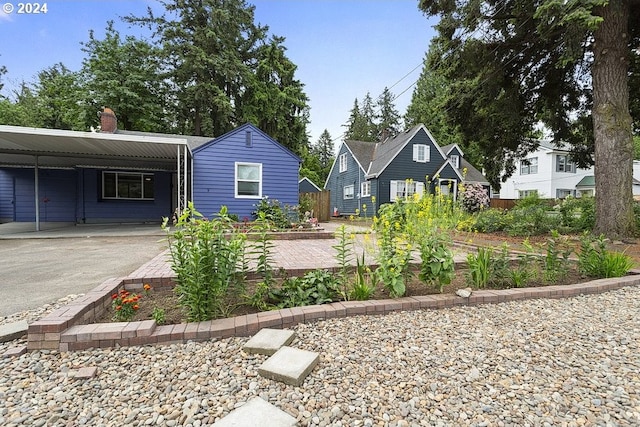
[418,234,455,293]
[252,196,292,229]
[466,247,492,288]
[578,233,634,278]
[269,269,340,308]
[472,208,507,233]
[505,204,561,236]
[459,183,490,213]
[559,196,595,231]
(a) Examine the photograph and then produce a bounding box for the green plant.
[418,234,455,293]
[542,230,572,283]
[251,212,276,287]
[471,208,507,233]
[350,252,375,300]
[466,247,492,288]
[508,267,530,288]
[333,225,354,299]
[111,289,141,322]
[298,193,315,221]
[578,233,634,278]
[269,269,340,308]
[558,196,595,231]
[162,203,247,322]
[252,196,292,229]
[152,307,166,325]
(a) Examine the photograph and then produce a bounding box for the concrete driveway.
[0,223,168,317]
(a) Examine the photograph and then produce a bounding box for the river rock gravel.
[1,287,639,426]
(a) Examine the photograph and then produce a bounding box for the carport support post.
[34,155,40,231]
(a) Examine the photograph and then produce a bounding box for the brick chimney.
[99,107,117,133]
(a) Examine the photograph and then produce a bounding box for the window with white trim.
[449,154,460,168]
[102,171,154,200]
[339,153,348,173]
[412,144,430,163]
[361,181,371,197]
[556,155,576,173]
[556,189,574,199]
[390,180,424,201]
[518,189,538,198]
[520,157,538,175]
[235,162,262,198]
[343,185,354,199]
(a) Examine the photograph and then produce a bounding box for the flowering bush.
[111,289,142,321]
[459,183,490,213]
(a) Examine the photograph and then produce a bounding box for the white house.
[499,140,640,199]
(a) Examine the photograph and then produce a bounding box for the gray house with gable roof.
[324,124,489,216]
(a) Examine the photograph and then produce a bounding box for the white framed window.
[556,155,575,173]
[518,189,538,198]
[390,180,424,201]
[556,189,574,199]
[412,144,430,163]
[361,181,371,197]
[235,162,262,198]
[343,184,354,199]
[450,154,460,168]
[339,153,348,173]
[102,171,154,200]
[520,157,538,175]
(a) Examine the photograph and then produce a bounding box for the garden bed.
[94,262,592,326]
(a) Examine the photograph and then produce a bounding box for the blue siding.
[325,143,367,215]
[9,168,77,222]
[78,169,172,223]
[377,128,447,205]
[299,178,320,193]
[0,169,13,221]
[192,124,301,219]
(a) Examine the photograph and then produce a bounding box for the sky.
[0,0,438,144]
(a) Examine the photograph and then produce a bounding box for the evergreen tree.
[343,97,376,142]
[376,87,402,137]
[239,36,310,153]
[419,0,640,238]
[314,129,335,169]
[126,0,267,136]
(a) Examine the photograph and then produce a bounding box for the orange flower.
[133,304,140,310]
[116,305,122,311]
[111,294,118,299]
[143,284,152,291]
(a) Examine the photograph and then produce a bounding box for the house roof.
[299,177,321,192]
[192,123,302,163]
[0,125,188,171]
[366,124,448,178]
[440,143,464,157]
[343,140,376,173]
[436,143,488,185]
[117,129,212,151]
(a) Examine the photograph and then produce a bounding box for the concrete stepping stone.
[243,328,296,355]
[212,397,297,426]
[258,346,320,386]
[0,320,28,343]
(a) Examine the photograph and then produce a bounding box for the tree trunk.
[592,0,635,239]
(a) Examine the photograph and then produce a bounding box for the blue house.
[0,111,301,228]
[191,123,301,219]
[324,124,488,215]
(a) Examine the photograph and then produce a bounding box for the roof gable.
[299,177,321,192]
[192,123,301,162]
[344,140,376,173]
[433,159,464,181]
[441,143,464,157]
[367,124,448,178]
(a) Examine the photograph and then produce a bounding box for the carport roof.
[0,125,191,171]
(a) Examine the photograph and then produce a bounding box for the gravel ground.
[1,287,640,427]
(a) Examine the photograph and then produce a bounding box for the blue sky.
[0,0,437,143]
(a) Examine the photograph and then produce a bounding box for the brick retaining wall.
[27,271,640,352]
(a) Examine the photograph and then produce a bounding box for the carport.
[0,125,191,231]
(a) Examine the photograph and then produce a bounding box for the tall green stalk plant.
[162,203,246,322]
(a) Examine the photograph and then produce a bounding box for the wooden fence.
[300,190,331,222]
